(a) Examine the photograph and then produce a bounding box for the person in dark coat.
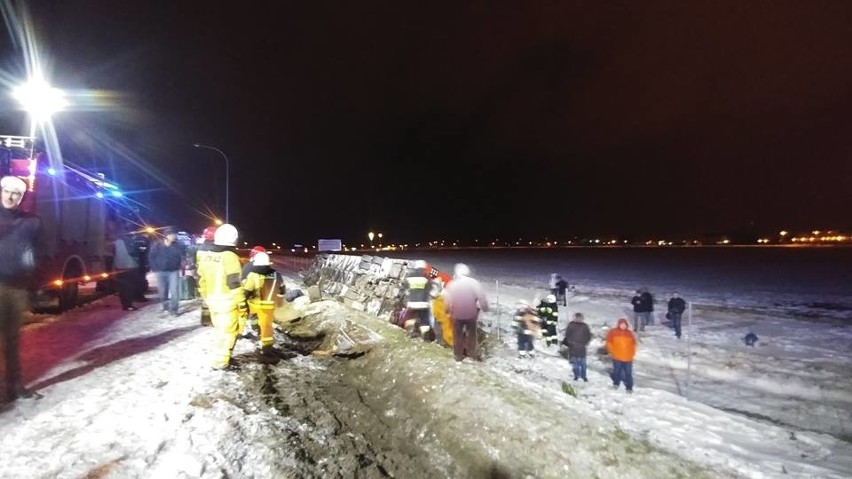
[630,288,653,331]
[0,175,43,403]
[666,292,687,339]
[555,275,570,306]
[148,226,185,316]
[562,313,592,381]
[641,289,655,326]
[113,232,141,311]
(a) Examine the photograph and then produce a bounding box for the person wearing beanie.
[0,175,43,403]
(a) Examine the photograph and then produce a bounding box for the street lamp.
[12,78,67,138]
[193,143,230,224]
[368,231,375,249]
[12,78,67,187]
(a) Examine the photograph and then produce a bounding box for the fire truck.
[1,134,144,311]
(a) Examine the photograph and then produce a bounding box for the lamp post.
[193,143,230,224]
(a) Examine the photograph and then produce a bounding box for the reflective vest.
[243,268,285,310]
[196,248,244,313]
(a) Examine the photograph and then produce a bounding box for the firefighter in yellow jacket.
[196,223,246,370]
[242,251,285,356]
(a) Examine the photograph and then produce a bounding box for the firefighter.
[402,260,435,340]
[196,223,246,370]
[242,251,285,357]
[195,226,217,326]
[537,294,559,347]
[241,245,267,280]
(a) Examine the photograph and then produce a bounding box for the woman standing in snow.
[606,318,637,393]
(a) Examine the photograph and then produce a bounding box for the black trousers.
[0,285,28,401]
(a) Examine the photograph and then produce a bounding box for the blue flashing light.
[95,191,104,199]
[111,190,123,198]
[46,167,56,176]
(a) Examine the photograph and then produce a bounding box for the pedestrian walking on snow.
[667,293,686,339]
[630,288,653,331]
[148,226,185,316]
[606,318,637,393]
[555,275,570,306]
[563,313,592,381]
[443,263,488,362]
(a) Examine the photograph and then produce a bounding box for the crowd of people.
[397,261,491,362]
[0,172,291,404]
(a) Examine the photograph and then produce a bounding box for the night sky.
[2,1,851,245]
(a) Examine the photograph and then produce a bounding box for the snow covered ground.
[1,260,851,478]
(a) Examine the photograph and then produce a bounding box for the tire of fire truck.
[58,262,81,312]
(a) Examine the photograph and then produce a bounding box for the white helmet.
[413,259,427,269]
[454,263,470,278]
[252,251,270,266]
[546,294,556,303]
[213,223,238,246]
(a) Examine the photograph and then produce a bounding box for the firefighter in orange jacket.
[606,318,637,393]
[197,224,246,370]
[242,251,285,356]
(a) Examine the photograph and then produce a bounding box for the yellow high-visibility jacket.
[196,247,244,312]
[243,266,285,311]
[195,242,215,299]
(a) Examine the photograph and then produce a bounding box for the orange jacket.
[606,318,637,362]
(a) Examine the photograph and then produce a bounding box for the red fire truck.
[1,134,144,311]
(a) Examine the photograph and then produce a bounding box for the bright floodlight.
[12,78,67,122]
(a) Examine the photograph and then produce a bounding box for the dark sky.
[2,1,851,245]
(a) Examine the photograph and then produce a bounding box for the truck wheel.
[59,280,79,311]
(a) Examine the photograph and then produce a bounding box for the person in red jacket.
[606,318,637,393]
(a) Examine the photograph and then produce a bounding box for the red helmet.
[202,226,216,242]
[249,245,267,259]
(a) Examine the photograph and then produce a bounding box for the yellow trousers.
[210,307,240,369]
[249,302,275,349]
[432,296,454,347]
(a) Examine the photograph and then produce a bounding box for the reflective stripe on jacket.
[197,248,244,312]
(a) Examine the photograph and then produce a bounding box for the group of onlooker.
[400,262,489,363]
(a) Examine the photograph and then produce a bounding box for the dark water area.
[382,246,852,321]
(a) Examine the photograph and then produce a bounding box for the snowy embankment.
[469,280,852,479]
[1,254,851,479]
[308,254,852,478]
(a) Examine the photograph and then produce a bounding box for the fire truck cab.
[1,134,140,311]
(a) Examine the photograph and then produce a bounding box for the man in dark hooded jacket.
[0,175,43,403]
[562,312,592,381]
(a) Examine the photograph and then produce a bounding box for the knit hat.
[1,175,26,193]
